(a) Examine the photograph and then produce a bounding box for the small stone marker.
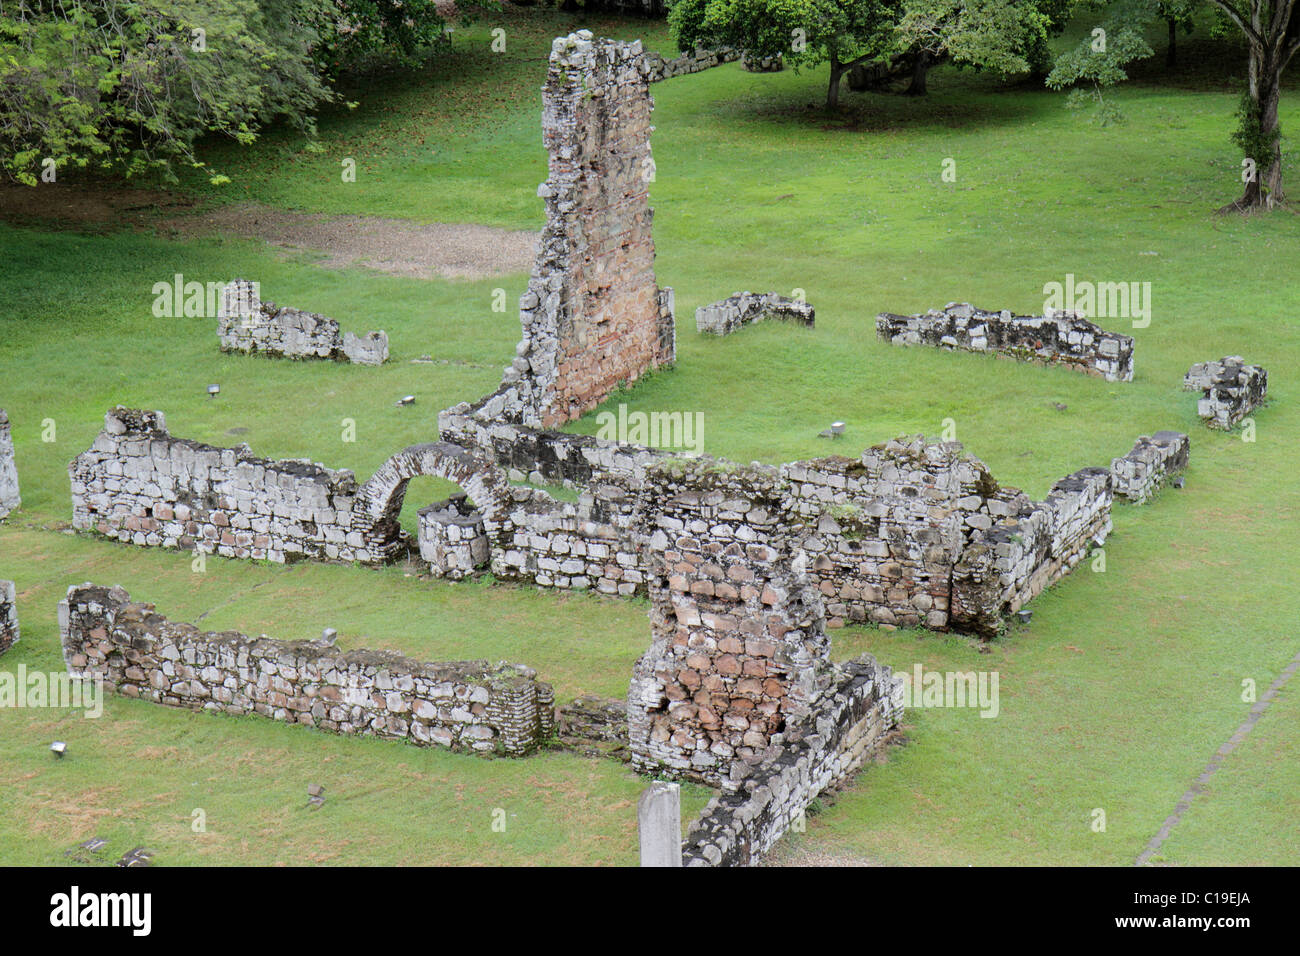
[638,781,682,867]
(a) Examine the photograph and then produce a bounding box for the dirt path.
[0,185,538,280]
[162,203,538,280]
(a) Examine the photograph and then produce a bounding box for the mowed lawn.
[1,7,1297,865]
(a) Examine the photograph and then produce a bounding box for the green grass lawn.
[1,7,1298,865]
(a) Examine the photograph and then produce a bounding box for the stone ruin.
[218,279,388,366]
[68,408,514,566]
[0,580,17,656]
[61,584,554,755]
[0,409,19,520]
[1110,432,1189,503]
[53,29,1220,865]
[645,46,741,82]
[877,302,1135,382]
[468,32,675,431]
[1184,357,1267,429]
[626,457,904,791]
[695,292,815,336]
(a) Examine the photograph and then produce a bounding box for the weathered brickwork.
[496,32,675,429]
[0,408,19,520]
[1184,357,1267,429]
[60,585,555,755]
[1111,431,1189,503]
[682,656,902,865]
[218,279,388,365]
[877,302,1135,382]
[695,292,815,336]
[628,460,834,787]
[0,580,18,656]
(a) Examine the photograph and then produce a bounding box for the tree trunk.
[827,52,842,108]
[1237,50,1284,209]
[905,51,932,96]
[1166,19,1177,68]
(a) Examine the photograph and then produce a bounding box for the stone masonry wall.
[682,655,902,865]
[645,46,741,81]
[0,408,19,520]
[70,408,373,563]
[0,580,18,656]
[494,32,675,429]
[1184,357,1267,429]
[695,292,815,336]
[70,409,513,567]
[61,585,555,755]
[1110,432,1189,503]
[218,280,388,366]
[877,302,1135,382]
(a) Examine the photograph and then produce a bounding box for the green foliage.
[896,0,1054,75]
[0,0,490,186]
[668,0,901,73]
[1231,89,1278,164]
[0,0,337,184]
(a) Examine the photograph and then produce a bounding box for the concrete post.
[638,781,682,867]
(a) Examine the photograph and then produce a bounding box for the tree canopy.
[0,0,481,185]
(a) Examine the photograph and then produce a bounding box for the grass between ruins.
[1,7,1298,865]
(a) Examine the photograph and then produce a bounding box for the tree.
[668,0,1061,106]
[1159,0,1200,66]
[893,0,1058,96]
[0,0,483,185]
[668,0,902,108]
[1049,0,1300,210]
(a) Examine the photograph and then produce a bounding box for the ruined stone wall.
[682,656,902,865]
[60,585,555,755]
[218,280,388,366]
[0,580,17,656]
[0,409,19,520]
[1111,432,1189,503]
[645,46,741,81]
[70,408,374,563]
[439,401,673,489]
[877,303,1134,382]
[70,410,516,567]
[489,31,675,429]
[696,292,815,336]
[1184,357,1267,429]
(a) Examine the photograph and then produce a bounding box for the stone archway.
[353,441,511,563]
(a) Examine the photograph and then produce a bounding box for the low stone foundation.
[876,302,1134,382]
[741,52,784,72]
[557,694,629,750]
[0,580,18,655]
[0,409,19,520]
[1184,357,1267,429]
[682,655,902,865]
[1111,432,1189,503]
[646,46,741,82]
[60,585,555,755]
[695,292,815,336]
[218,280,388,365]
